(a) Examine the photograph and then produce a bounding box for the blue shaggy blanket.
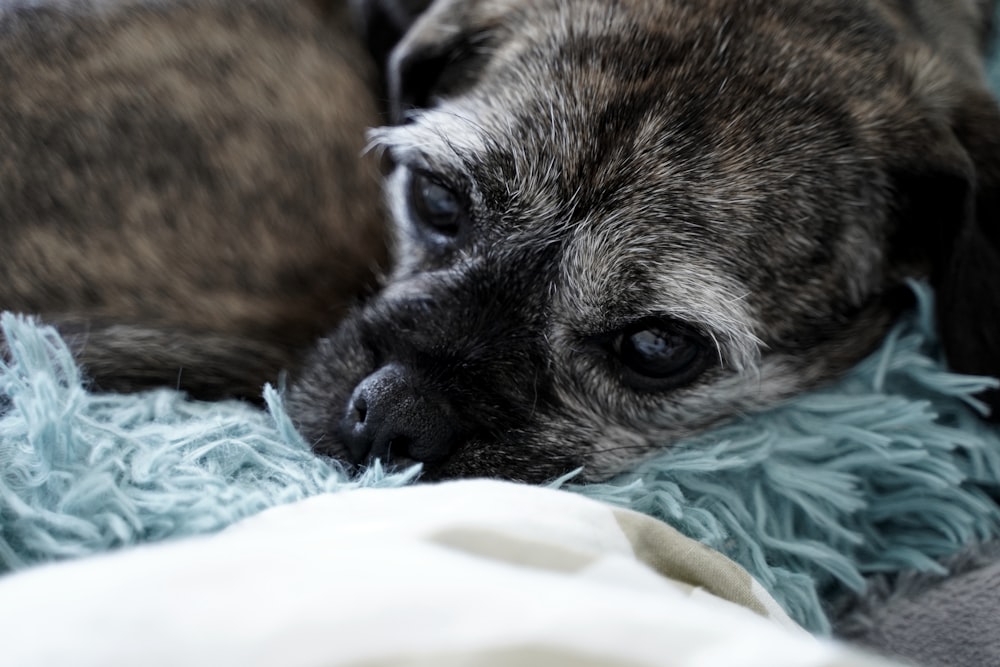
[2,283,1000,635]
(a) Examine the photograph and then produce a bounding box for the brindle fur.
[0,0,387,399]
[287,0,1000,482]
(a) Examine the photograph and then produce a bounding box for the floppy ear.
[352,0,502,122]
[934,88,1000,417]
[891,82,1000,417]
[349,0,433,77]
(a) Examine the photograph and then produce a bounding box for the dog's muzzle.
[340,363,460,466]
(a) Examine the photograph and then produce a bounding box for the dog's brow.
[560,220,764,374]
[367,108,489,176]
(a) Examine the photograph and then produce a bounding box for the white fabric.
[0,480,901,667]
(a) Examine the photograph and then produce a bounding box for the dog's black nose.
[341,364,457,466]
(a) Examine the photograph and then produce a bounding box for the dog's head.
[288,0,1000,483]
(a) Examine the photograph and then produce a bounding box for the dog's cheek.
[535,360,770,480]
[285,319,376,458]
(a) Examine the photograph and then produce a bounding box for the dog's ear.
[935,88,1000,415]
[349,0,434,77]
[353,0,504,122]
[892,84,1000,416]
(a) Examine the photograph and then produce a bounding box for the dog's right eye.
[408,170,465,238]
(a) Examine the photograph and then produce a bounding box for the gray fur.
[288,0,1000,482]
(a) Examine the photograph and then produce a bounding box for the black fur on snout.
[287,246,578,480]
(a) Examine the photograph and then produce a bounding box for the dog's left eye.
[408,170,465,238]
[612,320,709,390]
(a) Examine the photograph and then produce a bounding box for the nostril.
[352,394,368,425]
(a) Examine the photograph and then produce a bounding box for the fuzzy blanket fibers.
[3,284,1000,635]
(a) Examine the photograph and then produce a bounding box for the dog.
[285,0,1000,483]
[0,0,387,399]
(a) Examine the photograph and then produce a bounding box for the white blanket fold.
[0,480,901,667]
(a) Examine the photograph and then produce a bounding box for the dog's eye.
[612,320,709,389]
[408,170,464,237]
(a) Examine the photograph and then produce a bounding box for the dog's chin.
[416,439,585,484]
[310,431,584,485]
